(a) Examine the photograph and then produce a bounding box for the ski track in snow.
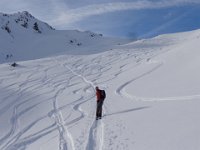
[54,58,106,150]
[60,52,148,150]
[116,58,200,102]
[1,37,198,150]
[0,65,56,149]
[0,49,161,150]
[116,61,163,100]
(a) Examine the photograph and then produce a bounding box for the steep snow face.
[0,29,200,150]
[0,11,129,63]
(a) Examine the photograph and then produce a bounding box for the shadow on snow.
[105,106,150,117]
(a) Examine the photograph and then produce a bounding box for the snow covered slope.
[0,27,200,150]
[0,11,129,63]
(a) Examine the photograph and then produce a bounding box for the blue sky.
[1,0,200,38]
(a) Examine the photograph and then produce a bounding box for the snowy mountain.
[0,11,54,34]
[0,11,200,150]
[0,11,129,63]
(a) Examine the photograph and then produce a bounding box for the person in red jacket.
[95,86,106,120]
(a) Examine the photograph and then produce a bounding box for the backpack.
[100,90,106,99]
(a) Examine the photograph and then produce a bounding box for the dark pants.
[96,99,104,118]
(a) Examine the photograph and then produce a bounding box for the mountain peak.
[0,11,54,36]
[15,11,35,20]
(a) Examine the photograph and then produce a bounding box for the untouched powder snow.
[0,28,200,150]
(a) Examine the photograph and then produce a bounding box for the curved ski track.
[54,58,105,150]
[0,45,191,150]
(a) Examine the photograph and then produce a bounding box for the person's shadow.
[105,106,150,117]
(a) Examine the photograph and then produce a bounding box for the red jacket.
[96,89,101,101]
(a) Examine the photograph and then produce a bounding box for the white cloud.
[0,0,199,29]
[0,0,30,13]
[50,0,200,27]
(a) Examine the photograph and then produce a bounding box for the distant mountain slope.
[0,11,129,63]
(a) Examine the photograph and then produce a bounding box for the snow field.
[0,29,200,150]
